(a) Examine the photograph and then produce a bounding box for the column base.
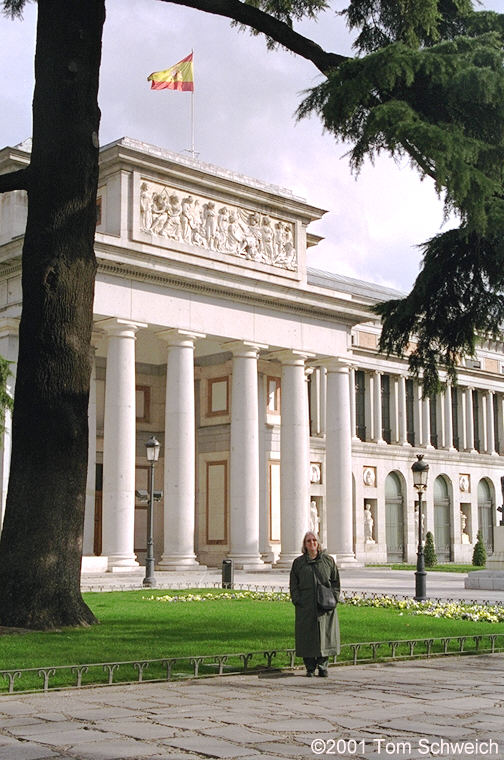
[106,555,139,573]
[334,553,364,568]
[227,554,269,571]
[274,553,299,569]
[157,555,207,571]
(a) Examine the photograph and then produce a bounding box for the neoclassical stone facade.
[1,137,503,571]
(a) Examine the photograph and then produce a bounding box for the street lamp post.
[412,453,429,602]
[143,435,160,588]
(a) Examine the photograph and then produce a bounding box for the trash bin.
[222,558,234,589]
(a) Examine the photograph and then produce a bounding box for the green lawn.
[0,590,503,693]
[367,564,484,573]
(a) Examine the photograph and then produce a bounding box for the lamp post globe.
[412,454,429,602]
[143,436,160,588]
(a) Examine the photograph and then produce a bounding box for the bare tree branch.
[0,168,30,194]
[157,0,347,74]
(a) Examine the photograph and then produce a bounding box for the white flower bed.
[144,590,504,623]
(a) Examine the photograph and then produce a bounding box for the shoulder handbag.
[313,562,336,611]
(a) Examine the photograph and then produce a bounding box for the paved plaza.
[1,569,504,760]
[0,655,503,760]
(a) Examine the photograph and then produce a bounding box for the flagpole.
[191,87,195,158]
[190,49,195,158]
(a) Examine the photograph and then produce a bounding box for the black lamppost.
[143,435,160,588]
[412,453,429,602]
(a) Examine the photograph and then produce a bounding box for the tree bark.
[0,0,105,629]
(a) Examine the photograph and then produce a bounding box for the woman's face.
[305,534,318,558]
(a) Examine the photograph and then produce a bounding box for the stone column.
[464,387,476,453]
[227,340,268,569]
[101,318,146,571]
[0,318,19,531]
[82,342,98,556]
[276,350,312,567]
[324,359,356,563]
[398,374,410,446]
[158,329,206,569]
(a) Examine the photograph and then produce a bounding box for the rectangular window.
[96,196,102,227]
[406,379,415,446]
[452,387,459,450]
[207,377,229,416]
[473,391,480,452]
[136,385,151,422]
[267,376,281,414]
[430,396,438,448]
[494,393,500,453]
[355,370,366,441]
[381,374,391,444]
[206,461,228,544]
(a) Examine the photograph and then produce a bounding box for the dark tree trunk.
[0,0,106,629]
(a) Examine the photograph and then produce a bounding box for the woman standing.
[289,531,341,677]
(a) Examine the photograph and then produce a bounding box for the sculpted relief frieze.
[139,180,297,271]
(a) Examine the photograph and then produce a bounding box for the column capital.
[223,340,268,357]
[266,348,314,365]
[97,317,147,337]
[316,356,351,374]
[157,328,206,347]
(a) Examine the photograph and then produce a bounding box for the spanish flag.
[147,53,194,91]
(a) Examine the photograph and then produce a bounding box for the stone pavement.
[0,654,503,760]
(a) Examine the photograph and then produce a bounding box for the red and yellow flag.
[147,53,194,92]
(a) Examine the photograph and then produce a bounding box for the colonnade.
[350,368,503,455]
[82,319,356,571]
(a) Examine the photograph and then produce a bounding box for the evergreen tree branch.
[0,167,30,193]
[158,0,347,74]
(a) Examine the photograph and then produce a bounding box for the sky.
[0,0,502,293]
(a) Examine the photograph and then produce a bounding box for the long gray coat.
[289,551,341,658]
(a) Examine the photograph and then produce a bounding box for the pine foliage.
[424,530,437,567]
[296,0,504,391]
[472,530,487,566]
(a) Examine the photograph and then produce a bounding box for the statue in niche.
[460,510,470,544]
[364,504,375,544]
[310,500,320,536]
[139,180,297,270]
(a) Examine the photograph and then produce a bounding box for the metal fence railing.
[2,632,504,696]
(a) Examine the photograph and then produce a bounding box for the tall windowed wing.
[405,379,415,445]
[473,391,480,452]
[452,387,459,450]
[355,370,366,441]
[493,393,500,453]
[430,396,438,448]
[381,374,391,443]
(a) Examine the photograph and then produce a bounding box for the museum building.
[0,137,503,571]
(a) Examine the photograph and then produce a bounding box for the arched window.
[385,472,404,562]
[478,479,494,554]
[434,476,452,562]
